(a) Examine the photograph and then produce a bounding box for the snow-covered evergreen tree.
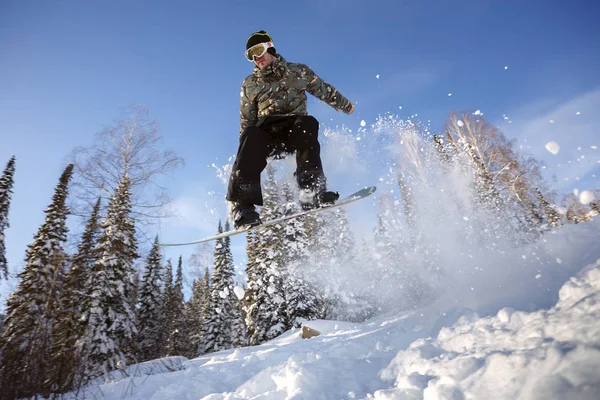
[200,266,211,325]
[160,258,173,355]
[316,207,372,321]
[231,297,247,348]
[280,181,322,328]
[243,230,260,341]
[77,173,139,384]
[184,278,204,358]
[372,192,428,312]
[164,255,188,356]
[0,163,73,400]
[202,220,239,353]
[223,221,247,348]
[50,197,102,393]
[0,156,16,280]
[137,236,165,361]
[245,166,288,345]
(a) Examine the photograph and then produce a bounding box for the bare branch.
[67,105,184,243]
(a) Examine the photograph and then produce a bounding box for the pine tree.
[280,181,321,328]
[160,258,173,355]
[50,197,102,393]
[184,278,204,358]
[222,221,246,348]
[137,236,165,361]
[0,164,73,400]
[245,166,288,345]
[77,173,139,384]
[202,220,238,353]
[316,206,371,321]
[397,173,416,230]
[0,156,16,280]
[372,193,426,311]
[230,297,247,348]
[200,266,211,326]
[131,269,141,312]
[243,231,260,342]
[164,255,188,356]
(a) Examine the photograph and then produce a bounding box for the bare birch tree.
[68,105,184,238]
[444,111,552,228]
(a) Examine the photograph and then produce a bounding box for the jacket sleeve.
[303,65,353,114]
[240,79,257,135]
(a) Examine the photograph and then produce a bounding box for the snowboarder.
[227,30,355,229]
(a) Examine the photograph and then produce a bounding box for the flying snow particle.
[376,74,380,79]
[356,136,361,141]
[545,141,560,155]
[549,119,555,124]
[556,258,563,264]
[573,188,580,196]
[580,190,596,205]
[360,120,366,127]
[504,66,508,70]
[576,111,581,115]
[457,120,464,127]
[233,286,245,300]
[448,93,452,97]
[463,216,469,221]
[535,274,541,279]
[399,106,403,110]
[591,145,597,149]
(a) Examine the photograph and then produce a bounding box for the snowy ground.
[68,219,600,400]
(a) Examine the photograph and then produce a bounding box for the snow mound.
[101,356,188,382]
[65,221,600,400]
[375,260,600,400]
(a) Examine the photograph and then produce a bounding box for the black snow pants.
[226,115,326,206]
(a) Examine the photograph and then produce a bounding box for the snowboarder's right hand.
[346,103,355,115]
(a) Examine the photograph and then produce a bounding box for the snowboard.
[159,186,376,247]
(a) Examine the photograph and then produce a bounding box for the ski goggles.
[245,42,274,62]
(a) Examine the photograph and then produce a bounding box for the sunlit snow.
[580,190,596,205]
[545,141,560,155]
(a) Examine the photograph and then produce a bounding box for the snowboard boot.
[232,203,261,230]
[299,188,340,211]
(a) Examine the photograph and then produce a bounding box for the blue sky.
[1,0,599,290]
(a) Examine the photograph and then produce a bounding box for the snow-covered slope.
[69,219,600,400]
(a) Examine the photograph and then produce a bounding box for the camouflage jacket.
[239,55,353,134]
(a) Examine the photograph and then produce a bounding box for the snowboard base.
[159,186,376,246]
